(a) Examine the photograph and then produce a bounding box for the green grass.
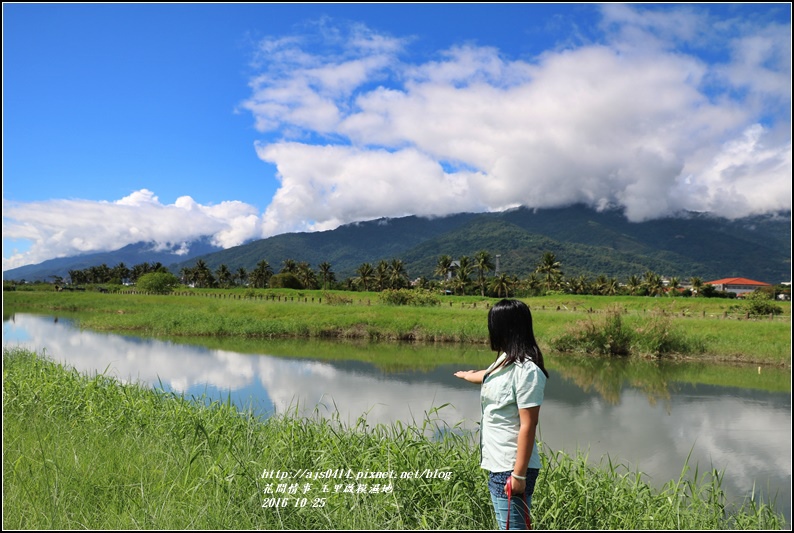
[3,347,787,530]
[4,289,791,365]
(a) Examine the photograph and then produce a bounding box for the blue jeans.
[488,469,539,530]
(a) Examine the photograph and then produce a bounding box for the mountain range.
[4,205,791,284]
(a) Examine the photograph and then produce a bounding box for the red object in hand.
[505,479,512,529]
[504,477,532,530]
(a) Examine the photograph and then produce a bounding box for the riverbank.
[4,289,791,366]
[3,347,786,530]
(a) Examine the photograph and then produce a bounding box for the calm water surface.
[3,313,791,524]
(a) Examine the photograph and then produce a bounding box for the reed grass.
[4,347,786,530]
[551,306,707,358]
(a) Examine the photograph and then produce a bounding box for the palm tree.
[180,266,197,287]
[68,269,86,286]
[626,274,642,296]
[193,259,214,288]
[112,262,130,284]
[316,262,334,290]
[87,266,101,284]
[434,254,453,292]
[490,273,513,298]
[281,259,297,274]
[605,277,620,296]
[150,262,168,274]
[594,274,609,296]
[570,274,590,295]
[454,256,472,295]
[643,270,664,297]
[297,262,317,289]
[235,267,248,287]
[374,260,390,291]
[690,276,703,297]
[668,277,680,296]
[131,263,149,283]
[388,259,408,289]
[474,250,495,297]
[355,263,374,292]
[250,260,273,288]
[536,252,563,292]
[523,272,542,296]
[216,264,233,288]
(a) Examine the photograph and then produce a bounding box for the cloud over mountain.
[3,5,790,272]
[244,5,790,234]
[2,190,263,270]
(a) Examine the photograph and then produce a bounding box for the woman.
[455,299,549,530]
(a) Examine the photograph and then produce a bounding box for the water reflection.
[2,314,482,429]
[3,313,791,523]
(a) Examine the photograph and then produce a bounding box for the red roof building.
[705,277,771,295]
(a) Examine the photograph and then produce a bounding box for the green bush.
[552,307,705,357]
[323,292,353,305]
[735,291,784,317]
[552,306,632,356]
[632,310,706,356]
[269,272,303,289]
[136,272,180,294]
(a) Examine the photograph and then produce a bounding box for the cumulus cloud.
[243,4,791,236]
[3,5,790,270]
[2,189,264,270]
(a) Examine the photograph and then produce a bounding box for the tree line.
[35,250,762,300]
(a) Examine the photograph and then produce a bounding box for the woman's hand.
[453,369,487,384]
[506,474,526,495]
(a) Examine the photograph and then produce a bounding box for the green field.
[4,288,791,366]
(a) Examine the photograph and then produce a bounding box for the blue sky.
[3,3,791,271]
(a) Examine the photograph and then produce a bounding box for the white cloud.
[718,23,792,102]
[256,142,487,235]
[2,189,264,270]
[243,6,791,233]
[3,5,790,270]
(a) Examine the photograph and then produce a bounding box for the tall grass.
[552,306,707,357]
[4,347,786,530]
[536,448,785,529]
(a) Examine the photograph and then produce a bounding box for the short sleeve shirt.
[480,352,546,472]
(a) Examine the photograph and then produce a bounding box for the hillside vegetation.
[5,205,790,284]
[174,205,790,282]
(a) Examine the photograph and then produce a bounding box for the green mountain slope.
[174,205,791,284]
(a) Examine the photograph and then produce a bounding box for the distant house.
[705,277,771,296]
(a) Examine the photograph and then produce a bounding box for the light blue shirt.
[480,352,546,472]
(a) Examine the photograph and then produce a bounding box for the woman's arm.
[453,369,488,384]
[509,405,540,494]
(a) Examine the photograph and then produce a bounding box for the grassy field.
[3,347,787,530]
[4,288,791,366]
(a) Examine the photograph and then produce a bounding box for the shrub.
[552,307,631,356]
[632,310,705,356]
[323,292,353,305]
[136,272,180,294]
[735,292,783,317]
[552,306,705,357]
[269,273,303,289]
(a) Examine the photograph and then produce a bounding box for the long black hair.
[487,299,549,378]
